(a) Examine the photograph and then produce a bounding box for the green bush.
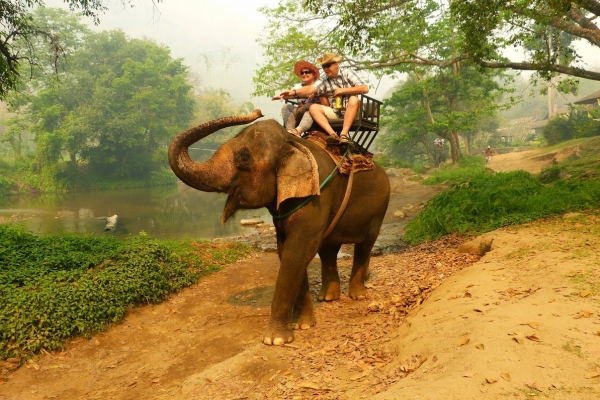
[423,155,489,185]
[542,108,600,145]
[0,225,250,359]
[403,170,600,244]
[539,165,564,183]
[0,176,12,196]
[542,117,572,145]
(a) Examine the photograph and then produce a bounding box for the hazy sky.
[42,0,600,119]
[44,0,397,121]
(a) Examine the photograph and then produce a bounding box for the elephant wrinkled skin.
[168,110,390,345]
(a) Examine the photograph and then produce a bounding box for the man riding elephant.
[279,53,369,144]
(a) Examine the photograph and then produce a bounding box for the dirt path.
[2,149,599,399]
[486,145,578,174]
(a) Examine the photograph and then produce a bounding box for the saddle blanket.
[304,131,374,175]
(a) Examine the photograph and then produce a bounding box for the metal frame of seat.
[285,94,382,154]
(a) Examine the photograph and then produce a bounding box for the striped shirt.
[313,68,366,108]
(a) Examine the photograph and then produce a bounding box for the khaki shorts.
[314,105,341,120]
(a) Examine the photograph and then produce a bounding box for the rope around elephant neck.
[270,147,350,220]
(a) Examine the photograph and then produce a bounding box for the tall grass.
[423,155,489,185]
[404,170,600,244]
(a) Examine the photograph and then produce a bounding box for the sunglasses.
[300,70,312,75]
[322,62,337,69]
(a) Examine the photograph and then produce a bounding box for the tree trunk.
[448,62,461,163]
[450,132,461,163]
[463,133,472,156]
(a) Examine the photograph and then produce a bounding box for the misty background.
[44,0,398,121]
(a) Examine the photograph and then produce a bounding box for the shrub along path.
[1,146,599,399]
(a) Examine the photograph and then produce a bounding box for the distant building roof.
[530,120,547,129]
[507,117,536,125]
[574,89,600,105]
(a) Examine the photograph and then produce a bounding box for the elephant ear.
[276,140,320,210]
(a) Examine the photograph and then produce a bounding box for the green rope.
[270,147,350,219]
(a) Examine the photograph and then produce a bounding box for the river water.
[0,183,271,240]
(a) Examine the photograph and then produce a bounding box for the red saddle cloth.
[304,131,374,176]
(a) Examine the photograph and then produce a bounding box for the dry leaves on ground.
[204,235,480,400]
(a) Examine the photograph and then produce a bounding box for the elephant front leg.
[317,244,342,301]
[263,237,318,346]
[263,275,296,345]
[292,271,316,330]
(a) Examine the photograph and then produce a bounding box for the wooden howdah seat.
[285,94,382,154]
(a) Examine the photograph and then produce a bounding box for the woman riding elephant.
[168,110,390,345]
[273,61,325,136]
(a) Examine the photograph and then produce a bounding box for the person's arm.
[332,68,369,97]
[279,85,318,99]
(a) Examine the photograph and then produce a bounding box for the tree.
[379,74,436,165]
[451,0,600,81]
[0,0,162,100]
[9,12,194,180]
[189,88,254,150]
[256,0,600,98]
[256,0,512,162]
[382,62,509,164]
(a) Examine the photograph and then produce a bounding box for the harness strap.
[323,162,354,238]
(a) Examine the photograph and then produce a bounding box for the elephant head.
[168,109,321,224]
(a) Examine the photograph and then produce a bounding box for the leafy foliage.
[381,64,512,163]
[0,1,163,100]
[1,8,260,193]
[0,225,251,359]
[404,137,600,244]
[423,155,490,185]
[255,0,600,108]
[542,107,600,145]
[451,0,600,81]
[4,9,194,189]
[404,170,600,244]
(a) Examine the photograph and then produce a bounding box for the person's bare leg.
[340,96,360,138]
[309,104,337,136]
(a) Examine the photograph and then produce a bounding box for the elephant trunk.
[168,109,263,192]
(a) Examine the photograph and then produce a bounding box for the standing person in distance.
[279,53,369,143]
[485,146,494,164]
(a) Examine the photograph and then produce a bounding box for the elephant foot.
[262,323,294,346]
[317,281,340,302]
[292,312,316,330]
[348,283,368,300]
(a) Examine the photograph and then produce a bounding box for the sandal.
[326,135,340,144]
[339,135,350,143]
[287,128,301,137]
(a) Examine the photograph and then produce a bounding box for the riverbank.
[3,150,600,399]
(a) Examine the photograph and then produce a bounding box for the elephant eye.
[235,147,252,169]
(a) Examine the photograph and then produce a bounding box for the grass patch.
[0,225,251,360]
[506,248,536,260]
[562,341,585,359]
[569,269,600,296]
[423,155,489,186]
[403,138,600,244]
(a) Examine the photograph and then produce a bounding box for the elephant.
[168,109,390,345]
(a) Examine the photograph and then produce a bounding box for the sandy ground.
[1,148,599,399]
